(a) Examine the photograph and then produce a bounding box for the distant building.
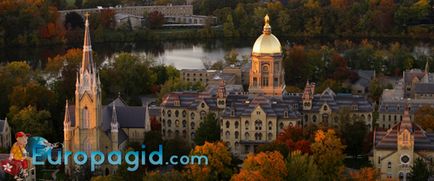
[180,69,214,85]
[0,118,11,149]
[160,15,372,158]
[180,66,243,86]
[373,107,434,180]
[351,70,375,95]
[114,13,143,30]
[378,62,434,129]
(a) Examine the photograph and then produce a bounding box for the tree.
[286,151,320,181]
[311,129,345,180]
[194,113,220,145]
[409,157,431,181]
[8,106,52,138]
[223,14,238,38]
[186,141,233,181]
[224,49,239,66]
[143,170,187,181]
[341,120,369,158]
[349,167,379,181]
[232,151,287,181]
[64,12,84,30]
[256,142,289,158]
[414,105,434,132]
[147,11,165,29]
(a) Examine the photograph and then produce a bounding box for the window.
[191,132,195,139]
[313,115,317,123]
[168,110,172,117]
[162,110,166,116]
[268,121,272,130]
[245,132,250,140]
[182,120,187,128]
[235,121,239,129]
[226,121,230,128]
[168,119,172,127]
[235,142,239,151]
[388,162,391,168]
[182,111,186,118]
[168,130,173,137]
[182,130,187,138]
[175,110,179,117]
[235,131,239,139]
[245,121,249,130]
[323,105,328,111]
[175,120,180,127]
[255,133,263,140]
[190,112,195,120]
[268,133,273,140]
[162,119,166,127]
[284,111,288,118]
[279,122,284,129]
[191,122,195,129]
[255,120,263,130]
[225,131,230,139]
[201,103,205,108]
[82,107,89,129]
[175,130,179,136]
[257,111,261,115]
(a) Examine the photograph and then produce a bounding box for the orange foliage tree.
[349,167,380,181]
[185,141,233,181]
[231,151,287,181]
[276,126,312,154]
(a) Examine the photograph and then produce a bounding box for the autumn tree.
[186,141,233,181]
[286,151,320,181]
[414,105,434,132]
[349,167,380,181]
[256,142,289,158]
[8,106,52,138]
[276,125,312,154]
[232,151,287,181]
[311,129,345,180]
[223,14,238,38]
[143,170,187,181]
[147,11,165,29]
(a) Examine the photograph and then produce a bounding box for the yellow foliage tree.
[231,151,287,181]
[185,141,233,181]
[350,167,380,181]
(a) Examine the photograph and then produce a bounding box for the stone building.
[373,107,434,180]
[160,15,372,158]
[0,118,11,149]
[378,62,434,129]
[63,15,149,176]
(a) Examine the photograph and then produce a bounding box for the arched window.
[162,110,166,116]
[200,111,206,120]
[168,110,172,117]
[182,120,187,128]
[279,122,284,129]
[162,129,165,136]
[225,131,230,139]
[255,120,263,130]
[226,121,230,128]
[235,121,239,129]
[289,122,293,127]
[245,132,250,140]
[175,130,179,136]
[245,121,249,130]
[388,162,391,168]
[191,122,195,129]
[175,110,179,117]
[268,133,273,140]
[182,130,187,138]
[168,119,172,127]
[191,132,195,139]
[190,112,195,120]
[313,115,317,123]
[82,107,89,129]
[168,130,172,137]
[182,111,186,117]
[235,142,239,150]
[175,120,180,127]
[268,121,272,130]
[235,131,239,139]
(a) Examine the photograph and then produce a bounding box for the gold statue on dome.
[264,14,270,25]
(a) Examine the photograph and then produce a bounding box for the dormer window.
[284,111,288,118]
[231,110,235,116]
[201,103,205,108]
[174,100,180,106]
[323,105,328,111]
[353,104,358,111]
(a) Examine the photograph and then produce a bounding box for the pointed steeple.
[64,100,70,125]
[81,13,94,73]
[111,105,119,132]
[144,102,151,132]
[425,59,429,75]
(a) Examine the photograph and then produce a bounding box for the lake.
[0,38,432,70]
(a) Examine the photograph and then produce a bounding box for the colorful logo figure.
[0,132,60,180]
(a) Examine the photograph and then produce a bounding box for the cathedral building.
[160,15,373,158]
[63,14,149,176]
[373,106,434,180]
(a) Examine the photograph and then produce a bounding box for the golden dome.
[252,15,282,55]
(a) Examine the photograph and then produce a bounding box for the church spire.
[425,59,429,75]
[81,13,94,73]
[64,100,70,125]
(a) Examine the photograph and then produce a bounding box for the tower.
[111,105,119,151]
[64,13,102,170]
[302,81,315,111]
[217,80,227,109]
[249,15,284,96]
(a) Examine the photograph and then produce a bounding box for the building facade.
[378,62,434,129]
[160,15,373,158]
[373,108,434,180]
[0,118,11,149]
[63,15,149,176]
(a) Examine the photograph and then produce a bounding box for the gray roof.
[414,83,434,94]
[66,97,146,145]
[375,122,434,151]
[160,91,218,110]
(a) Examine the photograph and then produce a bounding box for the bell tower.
[249,15,284,96]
